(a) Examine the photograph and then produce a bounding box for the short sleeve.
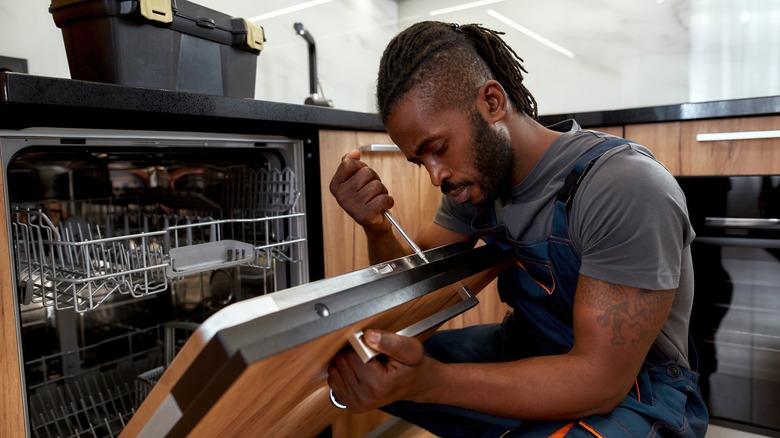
[569,145,695,290]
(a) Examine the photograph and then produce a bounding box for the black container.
[49,0,265,97]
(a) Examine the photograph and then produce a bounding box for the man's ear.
[478,80,508,123]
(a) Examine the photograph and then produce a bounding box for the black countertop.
[0,72,386,136]
[2,73,779,134]
[538,95,780,127]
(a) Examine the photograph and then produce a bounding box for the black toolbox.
[49,0,265,97]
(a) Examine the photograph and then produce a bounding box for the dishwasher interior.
[2,129,309,437]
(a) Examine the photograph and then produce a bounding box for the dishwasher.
[2,127,310,437]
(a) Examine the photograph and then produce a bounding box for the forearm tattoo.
[580,277,673,346]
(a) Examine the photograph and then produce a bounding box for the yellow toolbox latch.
[244,20,266,53]
[140,0,173,23]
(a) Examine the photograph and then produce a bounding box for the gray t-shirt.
[435,119,695,367]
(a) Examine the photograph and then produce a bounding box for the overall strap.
[556,138,632,214]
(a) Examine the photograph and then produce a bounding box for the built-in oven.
[678,175,780,436]
[2,128,312,437]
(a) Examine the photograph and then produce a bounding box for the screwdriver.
[383,211,429,263]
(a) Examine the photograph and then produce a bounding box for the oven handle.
[705,217,780,228]
[695,236,780,248]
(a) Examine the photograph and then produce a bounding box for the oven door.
[678,176,780,434]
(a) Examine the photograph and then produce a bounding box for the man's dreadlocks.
[376,21,538,123]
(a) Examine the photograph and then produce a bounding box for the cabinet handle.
[695,236,780,249]
[359,144,401,152]
[705,217,780,228]
[696,130,780,142]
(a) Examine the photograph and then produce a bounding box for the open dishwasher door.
[123,241,513,437]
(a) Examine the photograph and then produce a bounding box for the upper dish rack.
[11,167,305,313]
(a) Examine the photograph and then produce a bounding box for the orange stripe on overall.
[515,259,556,295]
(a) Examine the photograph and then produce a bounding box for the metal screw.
[315,303,330,318]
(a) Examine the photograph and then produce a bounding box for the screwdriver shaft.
[384,211,429,263]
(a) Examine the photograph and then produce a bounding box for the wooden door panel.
[624,122,682,175]
[319,130,361,277]
[680,115,780,175]
[0,177,25,437]
[590,125,624,137]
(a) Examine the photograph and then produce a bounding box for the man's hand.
[329,149,393,234]
[327,329,428,412]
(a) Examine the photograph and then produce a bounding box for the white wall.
[0,1,71,78]
[688,0,780,102]
[1,1,779,116]
[398,0,780,115]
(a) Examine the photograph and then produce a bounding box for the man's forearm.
[415,352,634,421]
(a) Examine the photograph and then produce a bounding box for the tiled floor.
[706,424,774,438]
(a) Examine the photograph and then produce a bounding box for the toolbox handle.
[196,17,216,29]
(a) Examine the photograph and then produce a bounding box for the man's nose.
[424,162,450,187]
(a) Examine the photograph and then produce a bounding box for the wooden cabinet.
[589,125,624,137]
[613,116,780,177]
[588,124,684,175]
[679,115,780,175]
[319,130,438,275]
[0,175,24,437]
[625,122,682,175]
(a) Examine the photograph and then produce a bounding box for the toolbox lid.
[49,0,265,54]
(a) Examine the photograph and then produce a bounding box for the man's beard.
[441,111,515,206]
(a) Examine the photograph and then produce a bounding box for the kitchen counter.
[539,95,780,127]
[0,72,386,135]
[3,73,779,132]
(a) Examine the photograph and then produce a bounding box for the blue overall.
[382,139,709,437]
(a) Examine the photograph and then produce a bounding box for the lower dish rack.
[26,322,198,438]
[12,204,306,313]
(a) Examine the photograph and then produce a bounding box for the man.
[328,21,708,437]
